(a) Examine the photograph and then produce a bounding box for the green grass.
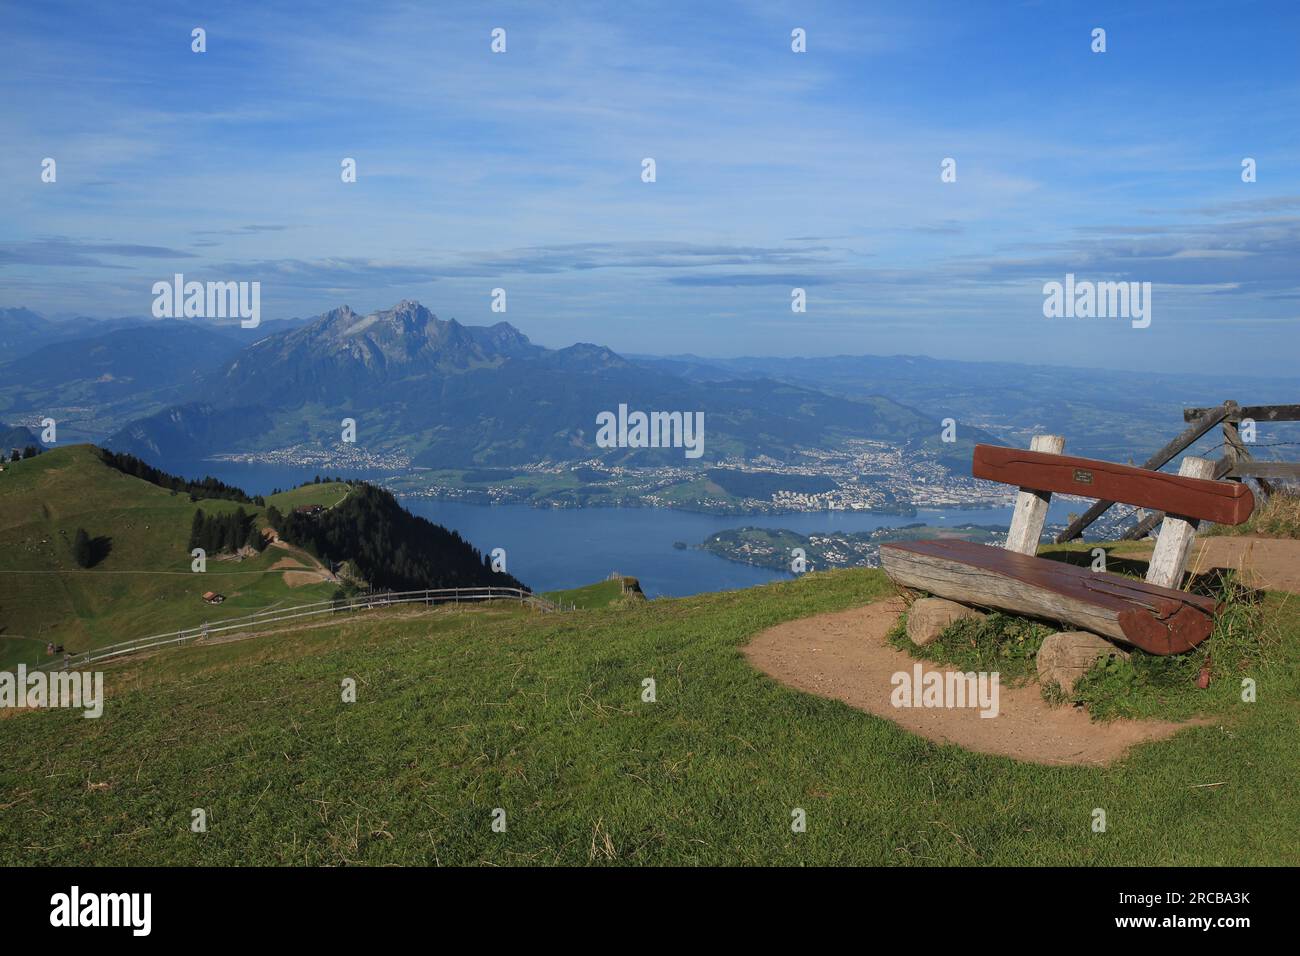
[1071,573,1280,721]
[888,611,1053,685]
[0,445,339,668]
[2,567,1297,865]
[266,482,352,512]
[1031,542,1285,719]
[891,556,1281,722]
[542,579,629,609]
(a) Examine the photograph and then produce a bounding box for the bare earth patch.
[1113,534,1300,594]
[266,540,337,586]
[1185,535,1300,594]
[281,570,327,587]
[743,597,1200,766]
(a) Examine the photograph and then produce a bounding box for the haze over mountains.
[0,421,38,451]
[88,300,981,469]
[4,302,1294,473]
[0,306,313,356]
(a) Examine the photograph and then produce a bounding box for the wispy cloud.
[1,0,1298,373]
[0,238,198,268]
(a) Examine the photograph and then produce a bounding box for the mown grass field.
[543,577,643,609]
[266,482,352,512]
[0,446,343,668]
[3,568,1297,866]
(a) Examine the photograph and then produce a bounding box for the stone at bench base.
[906,598,986,647]
[1037,631,1130,694]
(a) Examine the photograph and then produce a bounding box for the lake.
[170,458,1080,598]
[402,498,1081,597]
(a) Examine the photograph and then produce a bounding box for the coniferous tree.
[274,483,526,592]
[97,449,252,503]
[189,509,206,550]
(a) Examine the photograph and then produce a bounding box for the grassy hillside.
[0,445,339,668]
[543,577,644,609]
[266,481,351,512]
[2,568,1297,865]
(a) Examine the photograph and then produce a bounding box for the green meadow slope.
[543,576,645,609]
[0,445,343,668]
[2,569,1297,866]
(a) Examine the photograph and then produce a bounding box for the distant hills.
[0,306,313,361]
[7,301,1290,476]
[0,307,55,355]
[0,309,314,444]
[4,323,244,412]
[91,300,989,470]
[634,353,1300,463]
[0,420,38,452]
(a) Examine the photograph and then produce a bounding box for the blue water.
[167,459,1078,598]
[168,459,397,493]
[402,499,1079,597]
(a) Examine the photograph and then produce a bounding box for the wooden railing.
[35,587,560,671]
[1056,399,1299,543]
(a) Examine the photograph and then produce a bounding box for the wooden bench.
[880,437,1255,655]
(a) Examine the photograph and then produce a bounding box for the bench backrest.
[973,444,1254,525]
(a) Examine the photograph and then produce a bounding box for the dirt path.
[1178,536,1300,594]
[267,540,336,586]
[743,597,1199,766]
[1110,534,1300,594]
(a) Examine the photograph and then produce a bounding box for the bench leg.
[1004,435,1065,555]
[1145,456,1215,589]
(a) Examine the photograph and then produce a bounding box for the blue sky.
[2,0,1298,374]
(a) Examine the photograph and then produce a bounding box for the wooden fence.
[35,586,561,672]
[1055,399,1299,543]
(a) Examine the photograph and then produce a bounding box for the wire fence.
[34,586,562,671]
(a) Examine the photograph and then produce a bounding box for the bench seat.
[880,539,1219,655]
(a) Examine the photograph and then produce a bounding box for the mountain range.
[60,300,988,470]
[14,300,1288,476]
[0,306,312,359]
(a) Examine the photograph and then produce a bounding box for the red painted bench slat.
[972,444,1253,525]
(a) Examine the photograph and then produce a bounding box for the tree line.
[188,507,265,555]
[99,448,260,504]
[269,483,524,592]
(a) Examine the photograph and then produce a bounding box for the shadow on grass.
[89,535,113,567]
[1040,547,1267,604]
